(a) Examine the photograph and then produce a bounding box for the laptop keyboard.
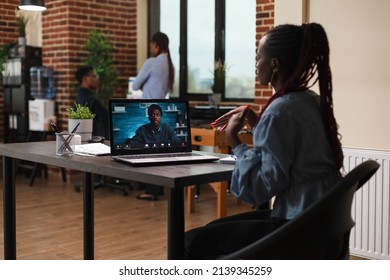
[121,152,202,159]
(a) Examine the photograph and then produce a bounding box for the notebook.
[108,99,220,166]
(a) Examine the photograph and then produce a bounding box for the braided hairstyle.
[260,23,343,170]
[151,32,175,92]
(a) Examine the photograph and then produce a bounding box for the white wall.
[275,0,306,24]
[275,0,390,151]
[19,10,42,47]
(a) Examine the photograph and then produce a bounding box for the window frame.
[148,0,254,102]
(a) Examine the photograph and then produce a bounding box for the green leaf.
[84,30,118,105]
[67,103,96,119]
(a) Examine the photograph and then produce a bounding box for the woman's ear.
[149,42,159,56]
[270,58,279,71]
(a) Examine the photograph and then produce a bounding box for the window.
[225,0,256,99]
[160,0,180,97]
[187,0,215,94]
[154,0,256,100]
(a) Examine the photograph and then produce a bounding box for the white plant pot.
[68,119,93,142]
[18,37,26,45]
[208,93,222,107]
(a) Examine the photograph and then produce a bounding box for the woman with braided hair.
[132,31,175,99]
[184,23,343,259]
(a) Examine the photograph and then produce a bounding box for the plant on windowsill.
[211,59,226,93]
[67,103,96,141]
[209,59,226,106]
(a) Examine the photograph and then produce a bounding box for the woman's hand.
[210,105,253,149]
[210,105,253,131]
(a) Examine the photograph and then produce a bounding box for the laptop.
[108,98,220,166]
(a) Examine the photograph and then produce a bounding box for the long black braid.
[152,32,175,92]
[259,23,343,170]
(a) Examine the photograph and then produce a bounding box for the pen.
[69,121,81,134]
[50,122,61,133]
[59,121,81,153]
[240,105,250,123]
[51,122,74,153]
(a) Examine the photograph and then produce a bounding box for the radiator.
[343,147,390,260]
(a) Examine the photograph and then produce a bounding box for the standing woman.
[132,31,174,99]
[184,23,343,259]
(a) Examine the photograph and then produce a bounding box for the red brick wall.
[0,1,19,41]
[0,0,138,138]
[254,0,274,113]
[43,0,138,130]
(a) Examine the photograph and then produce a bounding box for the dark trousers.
[184,209,285,259]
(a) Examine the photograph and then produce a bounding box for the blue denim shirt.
[231,90,341,220]
[132,53,169,99]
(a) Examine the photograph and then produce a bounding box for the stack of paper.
[219,155,237,164]
[74,143,111,156]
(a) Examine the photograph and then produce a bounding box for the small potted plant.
[16,13,28,45]
[209,59,226,106]
[67,103,96,141]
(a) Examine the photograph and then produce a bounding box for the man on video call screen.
[126,104,179,147]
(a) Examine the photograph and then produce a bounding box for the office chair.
[218,160,380,260]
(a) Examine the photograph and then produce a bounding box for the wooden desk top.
[0,141,235,188]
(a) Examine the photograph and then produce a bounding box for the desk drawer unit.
[191,128,228,147]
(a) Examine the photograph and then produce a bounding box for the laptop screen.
[108,99,193,156]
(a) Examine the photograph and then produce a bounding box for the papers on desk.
[75,143,111,156]
[194,105,236,110]
[219,155,237,164]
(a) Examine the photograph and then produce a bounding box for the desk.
[0,141,234,260]
[189,128,252,218]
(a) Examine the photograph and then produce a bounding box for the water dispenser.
[30,66,55,99]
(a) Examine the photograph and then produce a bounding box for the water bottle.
[30,66,55,99]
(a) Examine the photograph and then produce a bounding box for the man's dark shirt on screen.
[126,122,179,145]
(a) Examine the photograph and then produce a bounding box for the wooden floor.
[0,170,252,260]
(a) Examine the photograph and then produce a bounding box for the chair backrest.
[220,160,380,260]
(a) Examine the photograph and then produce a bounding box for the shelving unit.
[175,124,188,142]
[2,46,46,186]
[2,45,42,143]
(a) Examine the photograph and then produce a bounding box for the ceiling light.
[19,0,47,12]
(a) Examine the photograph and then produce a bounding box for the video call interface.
[110,101,189,151]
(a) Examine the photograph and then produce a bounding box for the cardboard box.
[28,100,55,131]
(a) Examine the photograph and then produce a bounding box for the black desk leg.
[168,187,184,260]
[83,172,94,260]
[3,156,16,259]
